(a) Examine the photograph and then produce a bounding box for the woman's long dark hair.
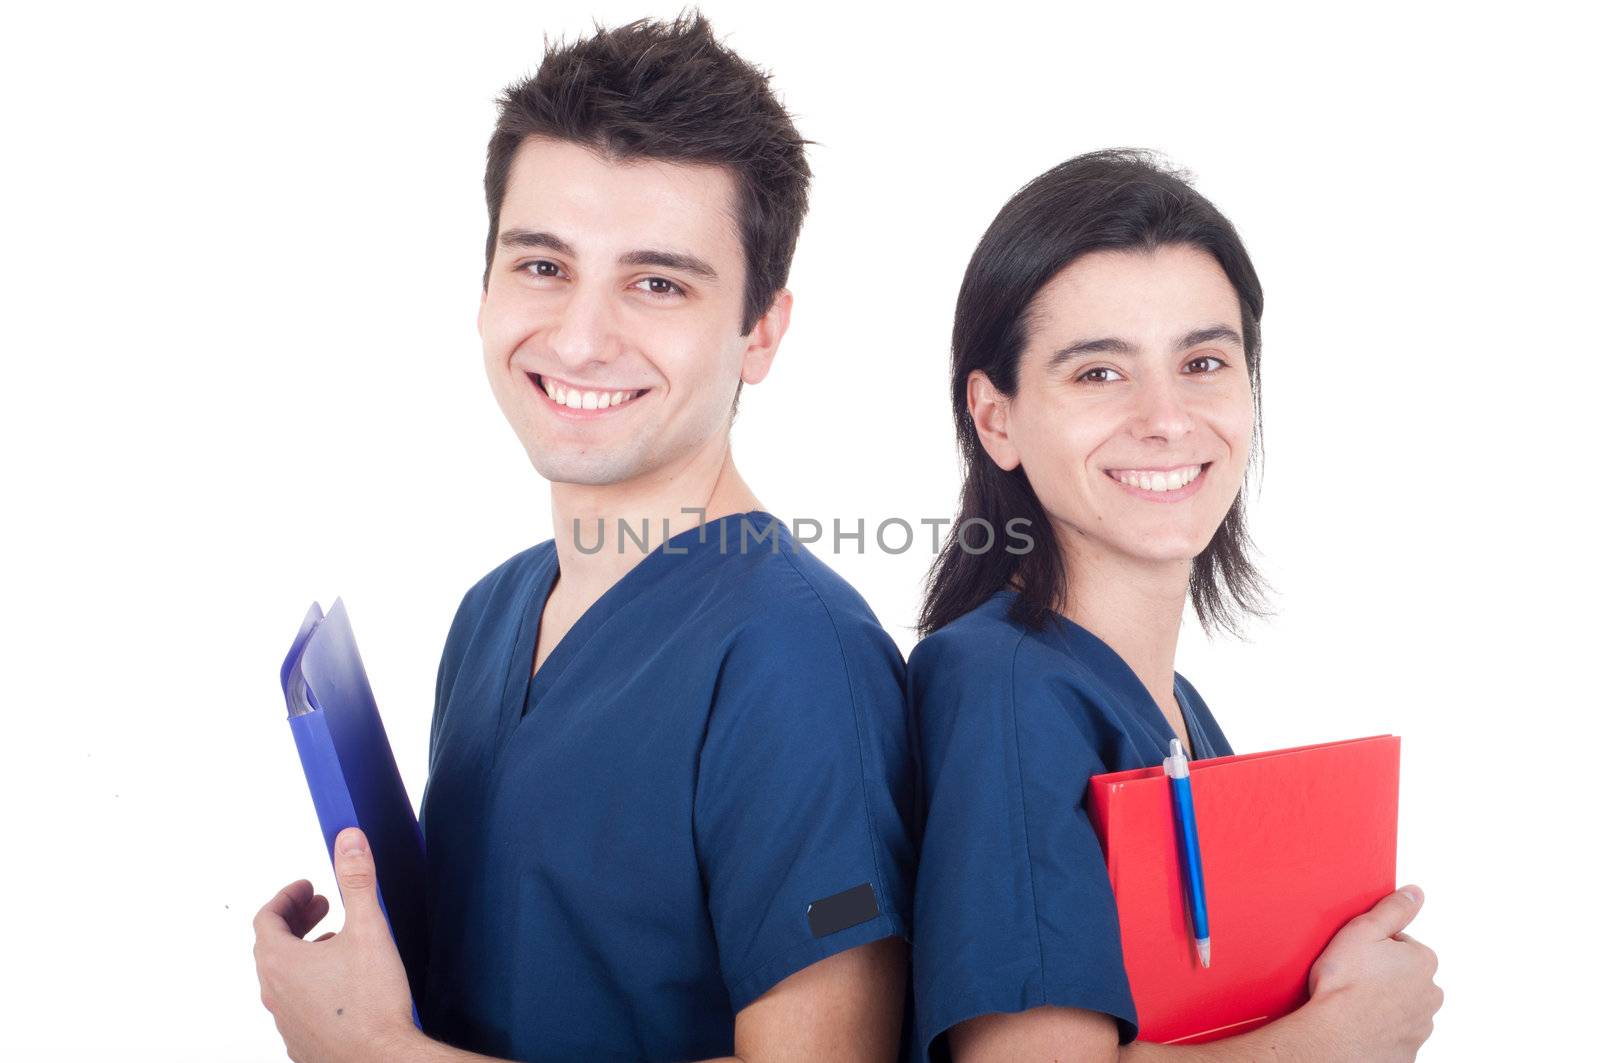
[919,148,1272,638]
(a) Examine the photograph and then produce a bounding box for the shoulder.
[903,594,1036,755]
[907,591,1030,693]
[907,592,1117,727]
[716,516,900,666]
[466,539,555,601]
[699,524,905,733]
[444,540,555,642]
[430,540,553,740]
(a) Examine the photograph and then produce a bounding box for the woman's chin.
[1108,533,1216,567]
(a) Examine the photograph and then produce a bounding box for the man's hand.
[253,828,422,1063]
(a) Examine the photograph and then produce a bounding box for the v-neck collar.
[1172,680,1215,760]
[497,511,779,743]
[1000,590,1212,760]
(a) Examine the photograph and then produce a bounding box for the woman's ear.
[967,370,1021,471]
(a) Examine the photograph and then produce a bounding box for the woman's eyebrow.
[1046,324,1243,370]
[1047,336,1134,370]
[1178,324,1244,350]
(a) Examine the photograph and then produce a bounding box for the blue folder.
[279,598,428,1011]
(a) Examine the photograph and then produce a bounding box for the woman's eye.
[1077,366,1124,384]
[635,276,685,298]
[1185,355,1227,373]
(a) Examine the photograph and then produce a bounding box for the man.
[253,12,915,1062]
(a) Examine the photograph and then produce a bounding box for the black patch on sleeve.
[806,882,879,938]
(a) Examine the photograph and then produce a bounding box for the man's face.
[479,136,768,486]
[976,244,1256,565]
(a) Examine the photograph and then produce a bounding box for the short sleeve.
[693,604,914,1013]
[909,632,1138,1058]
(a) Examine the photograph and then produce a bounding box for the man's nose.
[547,282,621,368]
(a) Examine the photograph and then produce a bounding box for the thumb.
[1354,884,1424,940]
[333,827,382,927]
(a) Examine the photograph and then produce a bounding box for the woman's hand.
[1302,885,1443,1062]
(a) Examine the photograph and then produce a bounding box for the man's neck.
[1056,525,1191,713]
[547,435,762,611]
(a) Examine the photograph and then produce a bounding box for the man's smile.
[529,372,652,416]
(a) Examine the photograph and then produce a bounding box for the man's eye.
[1185,355,1227,373]
[635,276,685,298]
[520,260,563,278]
[1077,366,1124,384]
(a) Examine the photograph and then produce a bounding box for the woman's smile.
[1102,461,1211,502]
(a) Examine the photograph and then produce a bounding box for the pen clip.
[1162,737,1189,779]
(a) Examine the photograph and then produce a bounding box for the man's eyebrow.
[1046,324,1244,369]
[617,249,718,281]
[496,229,718,281]
[498,228,575,255]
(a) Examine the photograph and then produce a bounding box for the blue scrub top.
[907,589,1233,1060]
[416,511,914,1061]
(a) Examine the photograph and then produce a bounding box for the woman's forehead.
[1026,245,1242,347]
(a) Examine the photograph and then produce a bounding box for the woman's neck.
[1056,529,1191,716]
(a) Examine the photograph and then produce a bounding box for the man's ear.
[477,285,487,339]
[968,369,1021,471]
[739,288,793,386]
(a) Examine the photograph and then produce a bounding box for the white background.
[3,1,1594,1058]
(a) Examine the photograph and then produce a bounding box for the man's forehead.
[499,136,742,260]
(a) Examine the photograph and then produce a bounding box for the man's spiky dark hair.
[482,10,812,335]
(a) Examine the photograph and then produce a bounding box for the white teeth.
[538,376,642,410]
[1111,465,1203,492]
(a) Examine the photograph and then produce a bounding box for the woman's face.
[969,243,1256,567]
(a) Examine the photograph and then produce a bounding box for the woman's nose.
[1129,377,1195,442]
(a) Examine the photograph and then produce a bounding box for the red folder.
[1087,734,1399,1044]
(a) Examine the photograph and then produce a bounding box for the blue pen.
[1163,738,1211,968]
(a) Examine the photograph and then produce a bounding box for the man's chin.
[527,449,649,488]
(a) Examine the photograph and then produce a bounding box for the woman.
[909,150,1442,1062]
